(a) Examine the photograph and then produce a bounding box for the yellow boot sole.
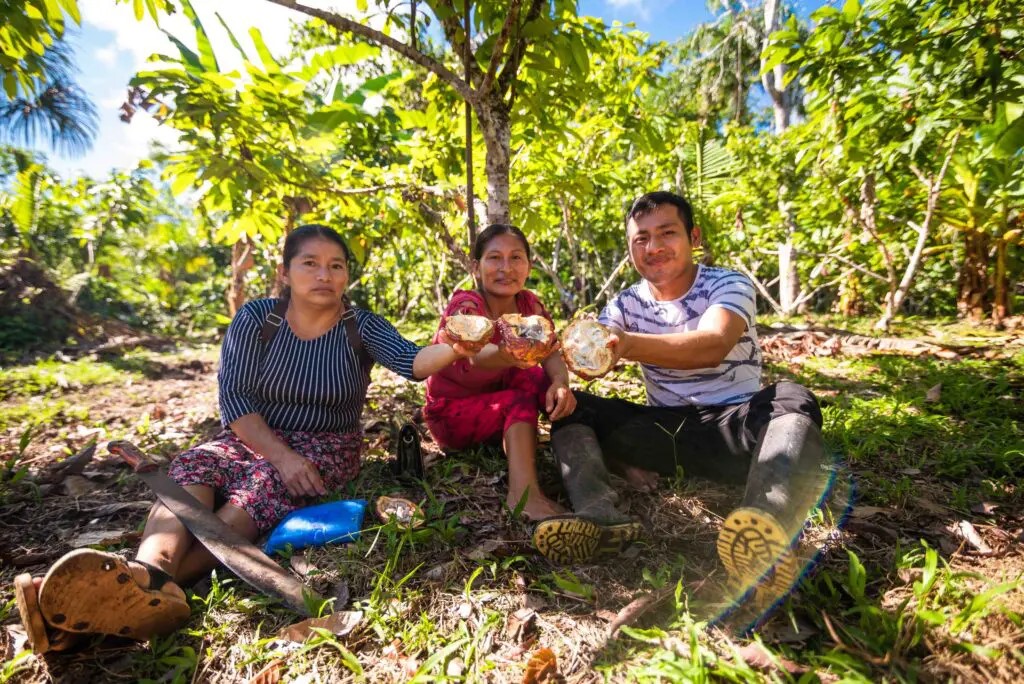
[716,508,800,606]
[533,517,644,565]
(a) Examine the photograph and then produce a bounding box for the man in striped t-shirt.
[549,192,832,603]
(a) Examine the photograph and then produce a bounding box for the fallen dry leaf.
[62,474,99,497]
[522,647,559,684]
[924,383,942,403]
[956,520,994,555]
[247,659,284,684]
[89,501,153,516]
[5,624,29,658]
[467,539,504,561]
[850,505,893,519]
[278,611,363,643]
[506,608,536,645]
[607,584,676,637]
[68,529,137,548]
[735,642,808,675]
[913,497,950,516]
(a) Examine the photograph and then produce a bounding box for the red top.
[425,289,553,401]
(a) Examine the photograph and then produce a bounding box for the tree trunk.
[475,95,512,225]
[228,238,254,316]
[778,235,798,315]
[956,229,988,322]
[761,0,792,135]
[993,238,1008,326]
[777,189,800,315]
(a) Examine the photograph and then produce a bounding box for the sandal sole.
[14,573,49,654]
[38,549,190,640]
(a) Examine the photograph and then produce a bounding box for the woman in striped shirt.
[17,224,476,649]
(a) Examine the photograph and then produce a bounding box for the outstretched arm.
[411,341,478,379]
[611,307,748,370]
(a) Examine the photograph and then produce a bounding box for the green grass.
[0,357,130,402]
[2,325,1022,682]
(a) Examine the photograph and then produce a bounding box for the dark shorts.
[167,429,362,532]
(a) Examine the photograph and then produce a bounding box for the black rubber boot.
[552,424,631,525]
[739,413,830,533]
[717,413,832,606]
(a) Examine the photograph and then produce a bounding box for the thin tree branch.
[435,0,483,88]
[593,252,631,306]
[478,0,522,95]
[497,0,545,100]
[264,0,475,102]
[735,261,783,313]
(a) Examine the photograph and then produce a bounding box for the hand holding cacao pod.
[496,314,557,365]
[442,314,494,353]
[560,319,616,379]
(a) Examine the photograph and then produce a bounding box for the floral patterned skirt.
[167,429,362,532]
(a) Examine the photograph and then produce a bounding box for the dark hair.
[471,223,531,261]
[283,224,352,267]
[625,191,696,238]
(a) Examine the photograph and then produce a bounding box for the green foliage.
[0,0,80,98]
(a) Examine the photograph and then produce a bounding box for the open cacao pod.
[496,314,557,365]
[375,496,424,529]
[560,319,616,379]
[443,314,494,350]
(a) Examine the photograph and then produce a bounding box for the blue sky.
[45,0,780,179]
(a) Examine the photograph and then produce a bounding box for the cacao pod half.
[375,496,424,528]
[496,314,557,365]
[560,319,615,379]
[443,314,494,351]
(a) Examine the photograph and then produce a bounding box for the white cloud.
[605,0,651,20]
[94,45,117,66]
[53,0,368,178]
[81,0,359,71]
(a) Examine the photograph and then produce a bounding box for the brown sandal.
[36,549,190,641]
[14,574,82,654]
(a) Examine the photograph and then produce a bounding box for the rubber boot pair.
[716,413,833,608]
[533,424,642,564]
[15,549,191,654]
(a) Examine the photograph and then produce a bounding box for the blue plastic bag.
[264,499,368,555]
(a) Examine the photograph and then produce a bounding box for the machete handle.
[107,440,159,474]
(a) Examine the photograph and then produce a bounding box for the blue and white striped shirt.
[600,265,762,407]
[218,299,422,433]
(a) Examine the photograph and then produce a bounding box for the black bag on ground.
[392,423,423,480]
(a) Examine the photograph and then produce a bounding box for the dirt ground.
[1,333,1022,682]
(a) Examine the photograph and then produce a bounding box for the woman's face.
[280,237,349,306]
[472,233,530,300]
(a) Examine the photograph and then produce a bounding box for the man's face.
[626,204,699,289]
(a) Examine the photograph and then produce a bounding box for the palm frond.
[0,36,98,157]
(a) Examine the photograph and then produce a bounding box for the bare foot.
[507,491,567,521]
[129,562,187,601]
[622,465,660,493]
